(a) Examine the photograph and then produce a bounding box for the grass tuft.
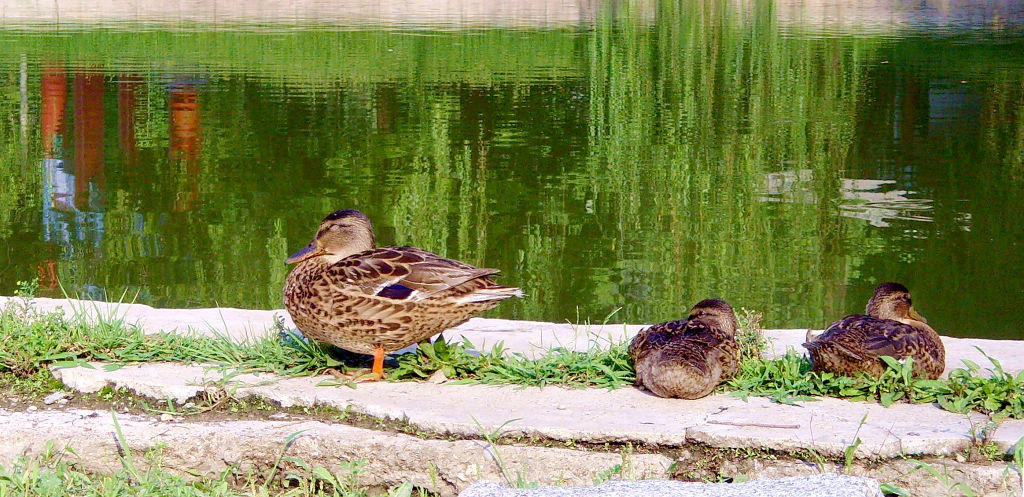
[735,308,767,361]
[389,335,635,389]
[0,302,341,378]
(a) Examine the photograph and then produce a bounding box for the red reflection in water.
[73,72,105,210]
[375,84,398,133]
[41,65,67,157]
[118,75,142,166]
[37,260,58,290]
[169,83,201,211]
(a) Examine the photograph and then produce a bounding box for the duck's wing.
[822,315,919,359]
[682,320,730,347]
[629,320,687,360]
[326,246,499,301]
[859,319,928,359]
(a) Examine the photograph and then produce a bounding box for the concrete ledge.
[6,297,1024,495]
[0,0,603,27]
[5,296,1022,377]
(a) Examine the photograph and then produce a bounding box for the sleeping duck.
[803,282,945,380]
[628,299,740,399]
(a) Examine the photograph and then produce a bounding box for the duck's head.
[865,282,927,323]
[687,298,738,336]
[286,209,376,265]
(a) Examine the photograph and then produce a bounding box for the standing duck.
[628,299,740,399]
[283,209,523,378]
[803,282,945,380]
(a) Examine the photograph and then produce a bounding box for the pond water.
[0,0,1022,338]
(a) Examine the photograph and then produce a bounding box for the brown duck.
[283,209,523,378]
[803,282,945,380]
[628,299,740,399]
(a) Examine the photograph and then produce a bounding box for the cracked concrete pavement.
[3,297,1024,496]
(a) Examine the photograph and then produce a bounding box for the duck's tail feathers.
[803,329,827,352]
[456,286,525,304]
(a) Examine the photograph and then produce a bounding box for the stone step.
[51,362,1024,459]
[0,407,671,496]
[459,475,884,497]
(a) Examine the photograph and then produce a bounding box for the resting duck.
[803,282,945,380]
[283,209,523,378]
[628,299,740,399]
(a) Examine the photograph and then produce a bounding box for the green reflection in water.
[0,1,1022,338]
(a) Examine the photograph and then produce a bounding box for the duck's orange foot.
[351,370,385,382]
[323,368,384,382]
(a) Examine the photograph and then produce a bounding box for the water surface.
[0,0,1022,338]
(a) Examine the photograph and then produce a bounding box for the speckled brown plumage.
[803,282,945,380]
[628,299,740,399]
[283,209,522,375]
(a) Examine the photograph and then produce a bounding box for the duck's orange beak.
[286,241,325,264]
[909,306,927,323]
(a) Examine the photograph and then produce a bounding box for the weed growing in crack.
[592,464,623,484]
[842,413,868,472]
[907,459,978,497]
[473,417,538,489]
[963,419,1001,463]
[879,482,912,496]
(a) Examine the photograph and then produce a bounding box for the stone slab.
[52,362,994,458]
[0,408,671,497]
[459,475,884,497]
[688,396,987,458]
[993,420,1024,454]
[6,297,1024,378]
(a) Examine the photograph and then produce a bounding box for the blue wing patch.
[377,284,415,300]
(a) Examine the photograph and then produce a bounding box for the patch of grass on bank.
[720,309,1024,419]
[0,299,341,377]
[389,336,635,389]
[1,299,1022,418]
[387,309,1024,419]
[724,349,1024,418]
[0,296,635,389]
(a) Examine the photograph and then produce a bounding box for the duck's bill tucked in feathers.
[629,299,741,399]
[286,241,325,264]
[802,282,945,380]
